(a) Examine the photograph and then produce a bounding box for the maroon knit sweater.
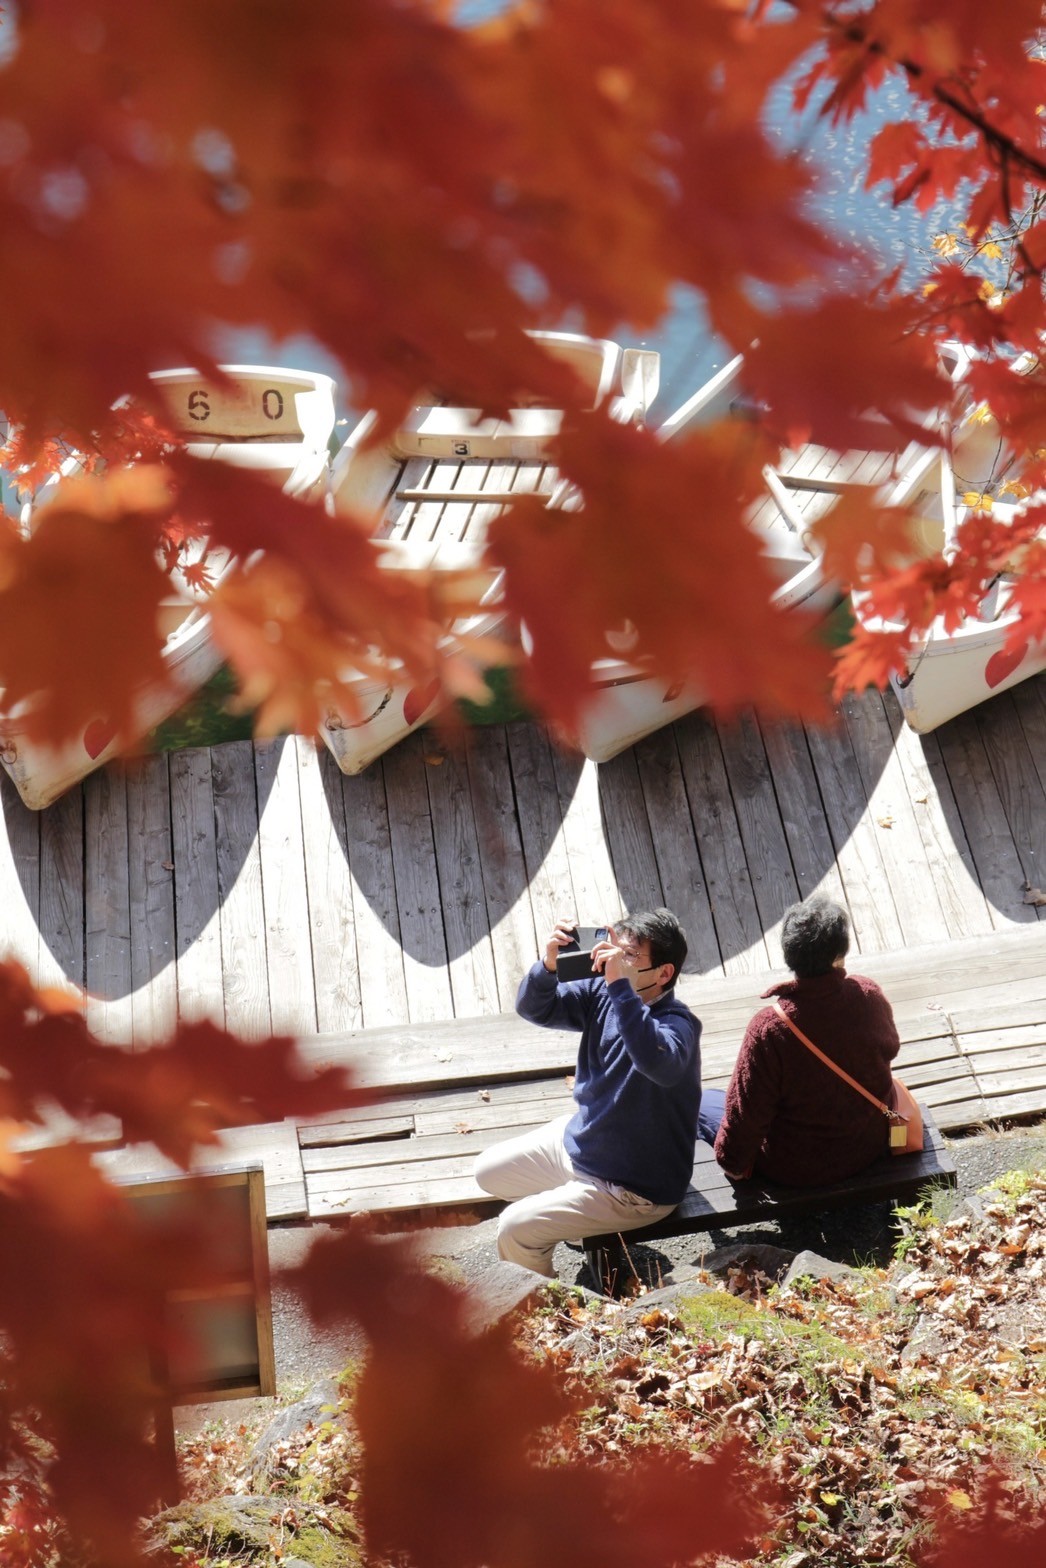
[713,968,901,1186]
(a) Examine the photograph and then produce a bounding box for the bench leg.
[584,1239,624,1296]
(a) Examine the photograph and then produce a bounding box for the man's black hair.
[618,907,688,987]
[780,894,850,978]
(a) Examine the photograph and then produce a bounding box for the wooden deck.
[6,676,1046,1039]
[6,669,1046,1223]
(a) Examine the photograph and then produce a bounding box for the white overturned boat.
[323,331,659,774]
[561,355,840,763]
[0,366,336,809]
[852,393,1035,733]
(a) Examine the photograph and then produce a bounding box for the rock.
[950,1193,989,1226]
[248,1378,341,1488]
[900,1312,958,1365]
[462,1261,556,1334]
[700,1242,797,1281]
[618,1269,717,1313]
[141,1486,354,1561]
[782,1250,863,1289]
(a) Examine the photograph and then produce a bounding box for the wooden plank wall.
[2,674,1046,1044]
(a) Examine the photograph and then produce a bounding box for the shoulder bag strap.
[771,1000,892,1119]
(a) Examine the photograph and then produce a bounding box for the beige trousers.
[473,1114,675,1277]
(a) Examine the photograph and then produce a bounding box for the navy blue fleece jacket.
[515,963,701,1204]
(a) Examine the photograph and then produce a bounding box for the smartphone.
[555,925,609,982]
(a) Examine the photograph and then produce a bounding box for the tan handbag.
[771,1002,924,1156]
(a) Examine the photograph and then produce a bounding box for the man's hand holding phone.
[544,918,581,974]
[595,925,630,985]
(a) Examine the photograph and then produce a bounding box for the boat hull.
[1,364,336,808]
[319,604,508,775]
[890,614,1046,733]
[569,565,839,764]
[568,669,705,764]
[0,615,224,810]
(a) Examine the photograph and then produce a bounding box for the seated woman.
[697,894,900,1184]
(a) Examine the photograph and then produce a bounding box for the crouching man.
[474,908,701,1277]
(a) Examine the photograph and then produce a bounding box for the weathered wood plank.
[84,767,133,1044]
[803,713,904,952]
[125,754,178,1044]
[974,692,1046,913]
[298,1114,416,1148]
[934,709,1037,928]
[0,771,43,981]
[309,1165,495,1219]
[462,725,539,1009]
[885,694,994,939]
[339,759,409,1028]
[506,722,578,937]
[295,1013,576,1092]
[673,709,768,973]
[382,732,454,1022]
[296,739,363,1034]
[1009,673,1046,800]
[168,747,225,1027]
[955,1021,1046,1054]
[407,456,463,544]
[631,725,721,976]
[377,453,421,540]
[296,1072,575,1140]
[422,735,501,1018]
[212,740,270,1039]
[756,716,849,915]
[838,690,952,946]
[254,737,316,1037]
[550,749,620,922]
[302,1124,540,1176]
[854,923,1046,996]
[596,748,664,916]
[96,1123,307,1221]
[37,782,85,995]
[715,709,801,965]
[460,457,519,546]
[413,1087,574,1136]
[204,1122,308,1219]
[977,1091,1046,1122]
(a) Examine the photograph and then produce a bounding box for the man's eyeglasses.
[621,946,655,972]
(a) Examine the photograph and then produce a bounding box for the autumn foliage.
[4,0,1046,1563]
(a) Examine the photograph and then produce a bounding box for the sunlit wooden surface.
[7,676,1046,1220]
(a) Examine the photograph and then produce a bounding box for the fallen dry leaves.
[515,1174,1046,1565]
[166,1171,1046,1568]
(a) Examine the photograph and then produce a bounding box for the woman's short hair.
[780,895,850,978]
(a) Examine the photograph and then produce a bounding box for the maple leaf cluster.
[5,0,1039,741]
[4,3,1046,1565]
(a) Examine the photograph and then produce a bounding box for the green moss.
[148,664,258,752]
[146,659,530,756]
[454,662,533,724]
[675,1290,851,1361]
[288,1517,364,1568]
[818,594,855,650]
[982,1167,1041,1211]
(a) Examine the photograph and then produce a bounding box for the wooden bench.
[582,1104,956,1293]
